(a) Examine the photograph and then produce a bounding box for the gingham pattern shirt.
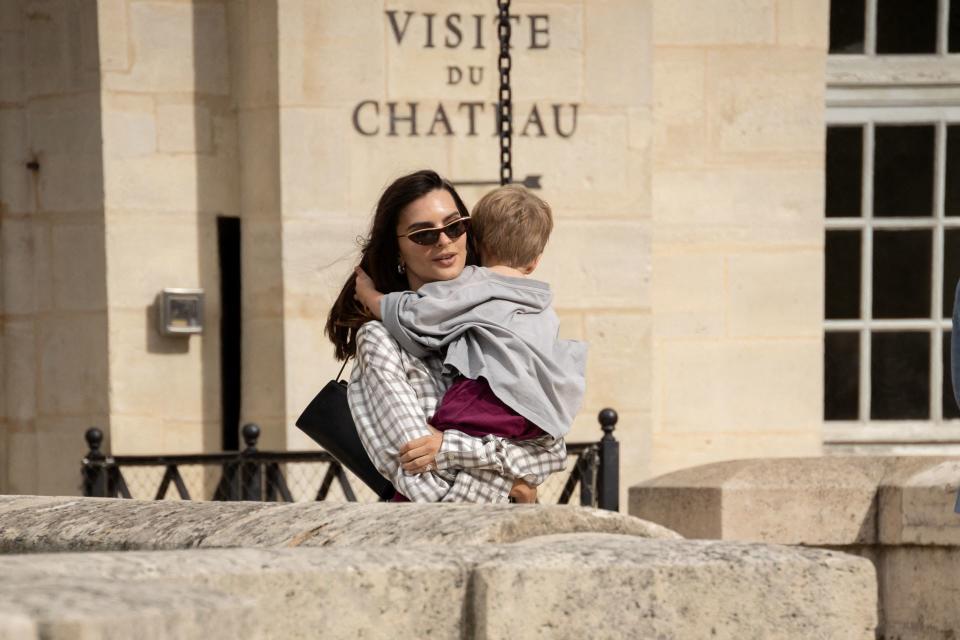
[348,321,567,503]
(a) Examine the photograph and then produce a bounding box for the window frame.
[824,5,960,448]
[830,0,951,57]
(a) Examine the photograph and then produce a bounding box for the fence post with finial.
[240,423,262,501]
[596,408,619,512]
[82,427,109,497]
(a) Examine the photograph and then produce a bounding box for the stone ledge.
[629,456,960,545]
[476,534,876,640]
[878,459,960,546]
[0,534,877,640]
[0,611,35,640]
[0,579,254,639]
[628,456,960,639]
[0,496,679,553]
[0,547,470,640]
[876,545,960,639]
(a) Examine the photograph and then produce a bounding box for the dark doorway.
[218,216,242,450]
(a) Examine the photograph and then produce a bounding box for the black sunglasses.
[397,217,469,246]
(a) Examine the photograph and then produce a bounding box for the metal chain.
[497,0,512,186]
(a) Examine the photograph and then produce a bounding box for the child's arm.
[354,267,384,320]
[378,269,482,359]
[354,266,477,359]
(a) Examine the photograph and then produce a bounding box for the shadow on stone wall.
[0,0,110,496]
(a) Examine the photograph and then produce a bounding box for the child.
[354,185,587,498]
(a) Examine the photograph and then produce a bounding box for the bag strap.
[336,358,350,382]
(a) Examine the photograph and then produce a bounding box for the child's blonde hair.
[470,185,553,268]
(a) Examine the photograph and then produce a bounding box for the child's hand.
[509,480,537,504]
[353,267,383,319]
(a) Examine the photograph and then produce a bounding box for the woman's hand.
[399,425,443,473]
[354,267,384,320]
[509,479,537,503]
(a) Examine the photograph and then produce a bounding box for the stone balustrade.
[630,456,960,639]
[0,496,877,639]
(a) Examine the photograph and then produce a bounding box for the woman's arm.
[397,429,566,487]
[349,323,453,502]
[397,429,562,499]
[354,267,474,358]
[380,271,488,359]
[349,322,517,502]
[434,431,567,487]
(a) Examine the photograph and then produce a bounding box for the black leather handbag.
[295,360,395,500]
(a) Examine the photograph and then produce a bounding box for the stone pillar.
[230,0,288,449]
[97,0,237,460]
[648,0,830,476]
[0,0,14,495]
[551,0,654,508]
[0,0,109,495]
[1,0,258,494]
[272,0,386,450]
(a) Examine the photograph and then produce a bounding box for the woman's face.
[396,189,468,290]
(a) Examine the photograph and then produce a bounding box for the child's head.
[470,185,553,271]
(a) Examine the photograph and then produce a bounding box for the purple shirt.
[432,376,546,440]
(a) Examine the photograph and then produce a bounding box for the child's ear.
[522,254,542,275]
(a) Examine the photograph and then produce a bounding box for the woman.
[325,170,565,502]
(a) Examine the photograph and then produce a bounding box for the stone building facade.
[0,0,954,503]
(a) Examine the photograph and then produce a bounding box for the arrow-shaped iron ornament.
[452,175,542,190]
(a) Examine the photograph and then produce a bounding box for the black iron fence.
[82,409,620,510]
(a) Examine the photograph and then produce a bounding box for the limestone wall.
[2,1,834,499]
[630,456,960,638]
[648,0,830,477]
[0,0,109,495]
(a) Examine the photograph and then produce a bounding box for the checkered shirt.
[348,321,567,503]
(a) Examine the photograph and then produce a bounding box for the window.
[825,1,960,451]
[825,119,960,423]
[830,0,944,55]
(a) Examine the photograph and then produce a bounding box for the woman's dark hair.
[325,169,477,360]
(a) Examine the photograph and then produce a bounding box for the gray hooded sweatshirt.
[380,265,587,439]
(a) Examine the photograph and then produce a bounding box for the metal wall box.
[157,288,204,336]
